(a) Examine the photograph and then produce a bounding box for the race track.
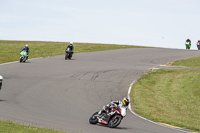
[0,48,199,133]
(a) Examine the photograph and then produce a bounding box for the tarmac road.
[0,48,199,133]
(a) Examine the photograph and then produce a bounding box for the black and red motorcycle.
[89,106,127,128]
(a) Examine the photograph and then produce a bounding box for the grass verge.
[131,69,200,131]
[0,121,64,133]
[0,40,147,64]
[170,56,200,68]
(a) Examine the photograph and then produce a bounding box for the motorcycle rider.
[0,75,3,90]
[98,97,129,122]
[185,38,191,49]
[21,44,29,60]
[65,42,74,59]
[196,40,200,49]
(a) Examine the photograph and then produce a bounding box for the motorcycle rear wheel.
[89,112,98,124]
[65,54,68,60]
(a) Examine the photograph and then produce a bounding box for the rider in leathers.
[0,75,3,90]
[66,42,74,59]
[21,44,29,60]
[185,38,191,49]
[196,40,200,49]
[98,97,129,122]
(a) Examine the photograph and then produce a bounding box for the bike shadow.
[65,58,75,60]
[19,61,31,63]
[97,124,131,130]
[0,99,6,102]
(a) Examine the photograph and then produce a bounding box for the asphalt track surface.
[0,48,200,133]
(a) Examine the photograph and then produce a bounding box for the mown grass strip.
[0,40,147,64]
[131,69,200,131]
[0,120,64,133]
[170,56,200,68]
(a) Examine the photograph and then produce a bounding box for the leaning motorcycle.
[89,106,127,128]
[20,50,28,63]
[65,48,73,60]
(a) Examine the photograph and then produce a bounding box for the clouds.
[0,0,200,49]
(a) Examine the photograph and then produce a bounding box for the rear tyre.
[65,54,68,60]
[108,115,122,128]
[68,53,72,60]
[89,112,98,124]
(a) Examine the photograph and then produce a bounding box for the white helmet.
[70,42,73,45]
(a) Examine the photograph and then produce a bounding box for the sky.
[0,0,200,49]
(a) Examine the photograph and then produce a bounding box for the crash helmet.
[25,44,28,47]
[198,40,200,42]
[70,42,73,45]
[122,97,129,106]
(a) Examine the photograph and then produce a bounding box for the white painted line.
[0,61,19,66]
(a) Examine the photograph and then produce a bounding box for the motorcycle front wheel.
[108,115,122,128]
[89,112,98,124]
[20,57,23,63]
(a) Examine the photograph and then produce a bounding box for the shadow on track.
[95,123,131,130]
[0,99,6,102]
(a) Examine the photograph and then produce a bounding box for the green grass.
[0,121,64,133]
[171,56,200,68]
[0,40,146,64]
[131,69,200,131]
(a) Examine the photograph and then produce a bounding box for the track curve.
[0,48,199,133]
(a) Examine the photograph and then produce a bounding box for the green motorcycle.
[20,50,28,63]
[185,41,191,50]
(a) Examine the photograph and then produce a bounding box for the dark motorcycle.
[65,48,73,60]
[89,106,127,128]
[197,44,200,50]
[0,75,3,90]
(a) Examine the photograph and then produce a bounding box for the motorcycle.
[20,50,28,63]
[197,44,200,50]
[89,105,127,128]
[65,48,73,60]
[185,42,191,50]
[0,75,3,90]
[197,41,200,50]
